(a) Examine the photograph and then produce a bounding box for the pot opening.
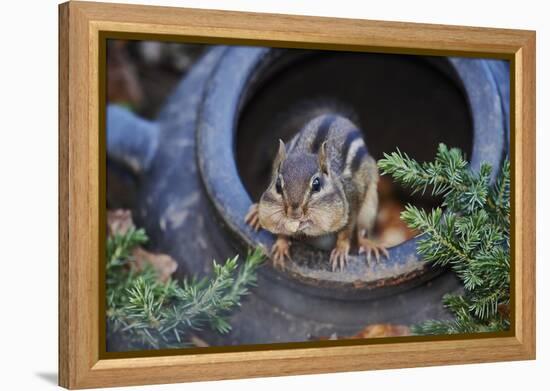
[236,51,473,249]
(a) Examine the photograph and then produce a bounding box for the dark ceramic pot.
[106,46,510,347]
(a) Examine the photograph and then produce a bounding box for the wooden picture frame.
[58,1,536,388]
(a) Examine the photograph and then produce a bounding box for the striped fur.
[258,113,378,238]
[287,113,373,185]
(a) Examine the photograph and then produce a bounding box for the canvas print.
[105,40,511,352]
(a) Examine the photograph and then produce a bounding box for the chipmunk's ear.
[273,139,287,173]
[318,141,329,174]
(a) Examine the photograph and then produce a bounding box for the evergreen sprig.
[378,144,510,335]
[106,229,265,350]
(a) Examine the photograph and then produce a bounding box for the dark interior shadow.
[36,372,58,386]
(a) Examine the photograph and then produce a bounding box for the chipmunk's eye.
[311,177,321,192]
[275,178,283,194]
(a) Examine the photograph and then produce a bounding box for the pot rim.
[196,46,506,299]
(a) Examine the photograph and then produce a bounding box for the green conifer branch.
[378,143,510,335]
[106,229,265,350]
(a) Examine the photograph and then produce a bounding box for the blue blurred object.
[106,104,159,174]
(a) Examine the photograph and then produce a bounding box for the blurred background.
[107,40,205,118]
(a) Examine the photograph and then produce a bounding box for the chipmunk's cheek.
[258,207,279,233]
[316,212,333,232]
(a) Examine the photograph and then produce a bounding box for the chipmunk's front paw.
[244,203,261,231]
[358,230,389,266]
[271,236,291,269]
[330,241,350,272]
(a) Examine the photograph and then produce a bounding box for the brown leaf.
[107,40,143,107]
[189,334,210,348]
[497,303,510,320]
[311,323,411,341]
[375,177,417,247]
[107,209,135,237]
[351,324,411,339]
[132,247,178,283]
[108,209,178,281]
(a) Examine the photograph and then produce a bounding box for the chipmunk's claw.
[358,232,389,266]
[244,203,262,231]
[330,243,350,272]
[271,237,291,269]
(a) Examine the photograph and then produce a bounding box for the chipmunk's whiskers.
[264,209,284,219]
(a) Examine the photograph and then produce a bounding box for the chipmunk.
[245,113,388,271]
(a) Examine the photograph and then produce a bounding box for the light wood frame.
[59,1,536,389]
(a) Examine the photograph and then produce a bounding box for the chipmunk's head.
[258,140,348,237]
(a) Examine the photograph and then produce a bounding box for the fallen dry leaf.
[351,324,411,339]
[497,303,510,320]
[107,40,143,107]
[376,200,417,247]
[375,176,417,247]
[132,247,178,283]
[313,323,410,341]
[108,209,178,282]
[189,334,210,348]
[107,209,134,237]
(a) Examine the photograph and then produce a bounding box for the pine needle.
[379,144,510,335]
[106,230,265,350]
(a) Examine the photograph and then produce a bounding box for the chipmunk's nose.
[287,203,303,219]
